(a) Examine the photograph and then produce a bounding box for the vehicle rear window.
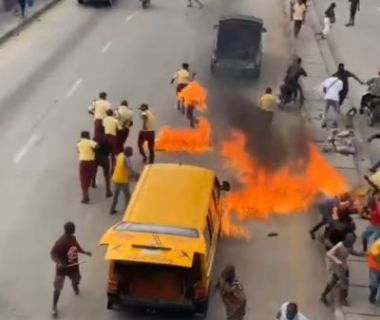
[217,22,261,59]
[114,222,199,238]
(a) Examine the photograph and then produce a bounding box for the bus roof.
[124,163,215,231]
[99,164,216,266]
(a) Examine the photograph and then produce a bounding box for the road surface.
[0,0,333,319]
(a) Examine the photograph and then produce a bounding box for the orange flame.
[220,130,348,237]
[178,81,207,111]
[155,117,211,153]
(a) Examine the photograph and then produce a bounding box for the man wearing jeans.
[321,76,343,128]
[367,238,380,303]
[109,147,138,214]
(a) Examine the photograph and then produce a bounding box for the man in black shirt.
[284,57,307,104]
[333,63,363,106]
[323,211,356,250]
[346,0,360,27]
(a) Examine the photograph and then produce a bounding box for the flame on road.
[220,130,348,237]
[155,117,211,153]
[178,81,207,111]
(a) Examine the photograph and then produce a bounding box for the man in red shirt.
[50,222,91,317]
[362,190,380,251]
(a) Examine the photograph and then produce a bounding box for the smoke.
[209,89,310,172]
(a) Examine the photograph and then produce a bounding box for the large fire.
[178,81,207,111]
[155,117,211,153]
[220,130,348,237]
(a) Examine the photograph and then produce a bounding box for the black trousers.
[138,131,155,164]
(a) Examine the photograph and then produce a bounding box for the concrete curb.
[0,0,62,46]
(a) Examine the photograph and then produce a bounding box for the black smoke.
[208,88,310,172]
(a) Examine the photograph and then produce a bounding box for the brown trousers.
[117,128,129,153]
[79,161,95,200]
[92,157,111,192]
[105,134,118,172]
[93,119,104,142]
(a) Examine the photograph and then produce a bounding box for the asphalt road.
[0,0,333,319]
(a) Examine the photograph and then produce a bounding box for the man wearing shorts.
[50,222,91,317]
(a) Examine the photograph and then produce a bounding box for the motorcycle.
[140,0,150,8]
[359,88,380,126]
[279,81,304,108]
[279,82,294,106]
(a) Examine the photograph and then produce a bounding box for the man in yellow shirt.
[109,146,138,214]
[138,104,156,164]
[115,100,133,152]
[171,63,193,113]
[88,92,112,142]
[368,238,380,303]
[291,0,306,37]
[258,87,278,124]
[103,109,121,171]
[77,131,98,204]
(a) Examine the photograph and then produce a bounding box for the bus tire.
[106,300,113,310]
[194,299,209,318]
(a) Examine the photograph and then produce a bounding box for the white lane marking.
[125,12,136,23]
[101,41,112,54]
[66,79,83,97]
[13,134,40,164]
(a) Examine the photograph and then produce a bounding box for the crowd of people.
[51,62,205,317]
[76,91,155,208]
[308,179,380,307]
[288,0,380,129]
[289,0,380,312]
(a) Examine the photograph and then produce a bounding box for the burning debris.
[220,130,348,237]
[155,81,210,153]
[155,117,211,153]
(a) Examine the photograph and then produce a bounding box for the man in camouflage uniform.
[215,265,246,320]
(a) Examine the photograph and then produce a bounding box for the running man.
[137,104,155,164]
[215,265,246,320]
[50,222,91,317]
[77,131,97,204]
[88,92,112,142]
[171,63,193,113]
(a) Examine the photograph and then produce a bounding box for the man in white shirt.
[321,76,343,128]
[292,0,307,37]
[276,302,309,320]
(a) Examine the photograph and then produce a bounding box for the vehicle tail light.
[107,280,118,293]
[193,282,207,300]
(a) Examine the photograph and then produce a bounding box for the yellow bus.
[100,163,230,315]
